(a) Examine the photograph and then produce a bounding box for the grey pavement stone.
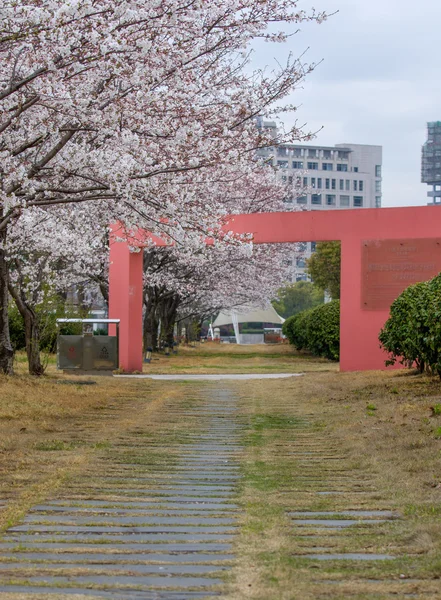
[289,510,397,519]
[0,574,224,587]
[290,519,387,528]
[0,585,218,598]
[304,553,395,561]
[24,516,236,526]
[0,552,235,563]
[115,373,303,380]
[0,562,229,574]
[0,542,233,552]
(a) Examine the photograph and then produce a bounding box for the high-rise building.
[257,122,383,281]
[422,121,441,205]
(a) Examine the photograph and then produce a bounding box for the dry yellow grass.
[0,370,181,533]
[228,369,441,599]
[141,342,336,374]
[3,346,441,598]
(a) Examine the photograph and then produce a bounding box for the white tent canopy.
[213,306,285,327]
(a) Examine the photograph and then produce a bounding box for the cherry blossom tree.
[142,240,296,349]
[1,0,327,373]
[6,205,107,374]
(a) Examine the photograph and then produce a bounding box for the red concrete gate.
[109,206,441,372]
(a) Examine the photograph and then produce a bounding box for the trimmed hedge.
[379,273,441,376]
[283,300,340,361]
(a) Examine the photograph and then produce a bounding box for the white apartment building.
[257,123,383,281]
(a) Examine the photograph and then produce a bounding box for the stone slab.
[0,574,224,588]
[304,553,395,561]
[24,516,236,526]
[115,373,303,380]
[4,533,234,543]
[0,562,229,574]
[0,585,217,598]
[0,543,232,552]
[0,552,235,563]
[9,525,236,534]
[289,511,396,518]
[291,519,387,528]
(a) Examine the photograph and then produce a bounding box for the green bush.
[8,304,26,350]
[8,299,85,353]
[379,273,441,376]
[283,310,312,351]
[283,300,340,361]
[306,301,340,361]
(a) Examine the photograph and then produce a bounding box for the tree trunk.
[0,230,14,374]
[143,296,158,351]
[23,308,44,376]
[9,286,45,376]
[159,295,179,348]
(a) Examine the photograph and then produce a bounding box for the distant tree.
[272,281,324,318]
[306,242,341,299]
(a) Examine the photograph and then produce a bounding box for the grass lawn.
[1,345,441,598]
[140,342,336,374]
[232,369,441,599]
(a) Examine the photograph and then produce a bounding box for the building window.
[277,160,288,168]
[338,150,349,160]
[307,162,319,170]
[310,242,317,251]
[337,163,348,172]
[325,178,330,190]
[354,167,359,173]
[311,177,316,188]
[323,150,333,159]
[353,180,358,191]
[311,194,322,205]
[298,242,307,251]
[317,178,322,189]
[375,180,382,193]
[292,161,303,169]
[277,147,288,156]
[282,176,287,182]
[340,195,350,207]
[339,179,344,191]
[375,165,382,177]
[375,196,382,208]
[345,180,350,191]
[303,177,308,187]
[288,176,293,184]
[283,196,293,204]
[331,179,336,190]
[293,148,303,158]
[297,258,306,268]
[354,196,363,207]
[326,194,336,206]
[308,149,318,158]
[359,180,364,192]
[297,196,307,204]
[322,163,333,171]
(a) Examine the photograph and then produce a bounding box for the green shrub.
[283,300,340,361]
[8,304,26,350]
[8,298,85,354]
[306,301,340,361]
[379,273,441,377]
[282,309,312,351]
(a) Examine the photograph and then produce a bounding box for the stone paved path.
[0,387,241,599]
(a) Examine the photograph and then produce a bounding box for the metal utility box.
[56,319,120,372]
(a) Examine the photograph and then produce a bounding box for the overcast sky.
[252,0,441,207]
